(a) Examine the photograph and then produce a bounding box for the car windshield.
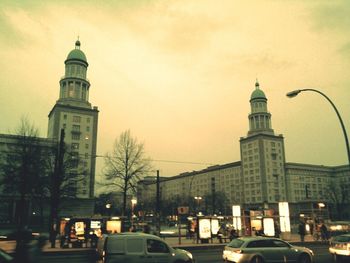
[227,238,244,248]
[333,235,350,242]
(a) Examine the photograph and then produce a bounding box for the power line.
[94,154,215,166]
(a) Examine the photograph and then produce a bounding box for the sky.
[0,0,350,180]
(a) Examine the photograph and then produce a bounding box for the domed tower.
[248,81,274,136]
[58,40,91,108]
[48,40,99,202]
[239,81,287,208]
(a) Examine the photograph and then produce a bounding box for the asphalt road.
[34,243,336,263]
[189,245,333,263]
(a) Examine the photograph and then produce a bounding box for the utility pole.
[49,129,65,248]
[156,170,161,235]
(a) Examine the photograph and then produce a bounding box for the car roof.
[107,232,161,239]
[238,236,285,242]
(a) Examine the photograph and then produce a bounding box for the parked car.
[329,233,350,262]
[97,232,194,263]
[222,236,314,263]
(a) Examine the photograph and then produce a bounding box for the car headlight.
[185,251,193,259]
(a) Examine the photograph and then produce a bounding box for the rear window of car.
[227,238,244,248]
[333,235,350,242]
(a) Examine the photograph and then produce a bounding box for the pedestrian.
[217,227,224,243]
[320,223,329,241]
[274,222,281,238]
[298,221,306,242]
[229,228,238,240]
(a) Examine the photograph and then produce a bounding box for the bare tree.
[326,179,350,220]
[0,117,49,230]
[102,130,152,216]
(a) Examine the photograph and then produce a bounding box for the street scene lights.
[194,196,202,214]
[286,88,350,168]
[318,202,325,217]
[131,198,137,225]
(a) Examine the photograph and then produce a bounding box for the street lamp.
[194,196,202,214]
[106,203,112,216]
[286,88,350,168]
[318,202,325,218]
[131,198,137,226]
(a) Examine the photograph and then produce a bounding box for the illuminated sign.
[278,202,291,232]
[107,220,121,233]
[211,219,219,235]
[263,218,275,237]
[91,220,101,229]
[232,205,242,231]
[199,218,211,239]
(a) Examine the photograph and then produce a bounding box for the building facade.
[137,81,350,220]
[48,40,99,198]
[0,41,99,224]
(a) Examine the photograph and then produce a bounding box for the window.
[72,125,80,132]
[72,134,80,140]
[63,124,66,129]
[271,240,289,248]
[146,239,169,253]
[86,126,90,132]
[68,81,74,97]
[87,117,90,123]
[85,144,89,149]
[73,116,81,123]
[63,114,67,120]
[71,143,79,150]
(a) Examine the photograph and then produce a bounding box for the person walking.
[298,221,306,242]
[320,223,329,241]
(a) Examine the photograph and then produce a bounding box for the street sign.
[177,206,189,215]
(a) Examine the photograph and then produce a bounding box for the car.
[97,232,194,263]
[0,248,13,263]
[222,236,314,263]
[329,233,350,262]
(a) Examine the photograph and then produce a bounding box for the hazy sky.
[0,0,349,179]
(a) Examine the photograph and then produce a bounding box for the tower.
[48,40,99,199]
[240,81,286,207]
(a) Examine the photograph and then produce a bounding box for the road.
[34,243,334,263]
[189,245,333,263]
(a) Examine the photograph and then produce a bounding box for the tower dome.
[250,80,266,101]
[65,40,88,65]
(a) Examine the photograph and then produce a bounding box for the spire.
[75,37,81,50]
[255,79,260,89]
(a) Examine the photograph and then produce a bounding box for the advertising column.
[279,202,291,240]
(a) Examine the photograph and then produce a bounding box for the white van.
[97,232,195,263]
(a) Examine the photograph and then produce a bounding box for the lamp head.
[286,90,301,98]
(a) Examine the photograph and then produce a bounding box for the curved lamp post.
[286,89,350,167]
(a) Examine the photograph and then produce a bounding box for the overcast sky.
[0,0,349,179]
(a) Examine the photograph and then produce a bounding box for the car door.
[270,239,297,263]
[247,239,283,263]
[124,237,155,263]
[146,238,172,263]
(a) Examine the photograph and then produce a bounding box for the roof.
[250,81,267,100]
[66,49,87,63]
[250,88,266,100]
[65,40,88,64]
